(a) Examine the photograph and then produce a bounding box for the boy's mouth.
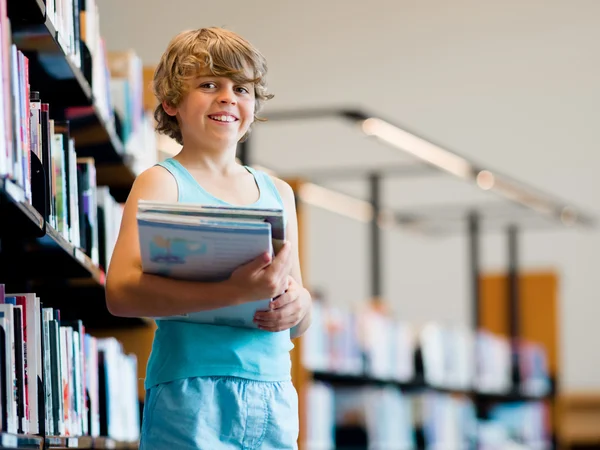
[208,114,238,123]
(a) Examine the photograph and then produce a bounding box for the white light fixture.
[560,206,578,227]
[297,182,374,222]
[361,118,473,179]
[476,170,495,190]
[489,177,556,217]
[262,108,593,228]
[251,164,380,223]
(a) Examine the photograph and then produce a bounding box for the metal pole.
[369,173,382,302]
[468,212,481,330]
[507,224,521,387]
[469,211,486,427]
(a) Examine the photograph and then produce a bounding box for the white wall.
[97,0,600,390]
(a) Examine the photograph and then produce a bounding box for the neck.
[175,141,242,174]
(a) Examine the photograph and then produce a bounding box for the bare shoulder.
[128,164,178,203]
[269,175,295,208]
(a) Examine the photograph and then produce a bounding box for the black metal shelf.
[6,0,46,28]
[8,436,139,450]
[91,437,138,449]
[0,178,147,328]
[46,436,92,449]
[0,433,43,449]
[311,370,552,403]
[0,178,103,282]
[7,0,136,195]
[0,178,45,239]
[31,280,148,329]
[0,434,138,450]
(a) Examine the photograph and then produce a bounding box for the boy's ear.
[162,100,178,116]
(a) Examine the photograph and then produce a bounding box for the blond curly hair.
[153,27,274,145]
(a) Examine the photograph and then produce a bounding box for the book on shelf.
[484,401,551,449]
[107,50,143,154]
[308,382,415,450]
[0,0,159,279]
[305,379,551,450]
[136,200,286,328]
[338,385,415,449]
[0,28,126,269]
[301,301,415,381]
[304,381,336,450]
[0,284,140,441]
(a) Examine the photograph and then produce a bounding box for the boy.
[105,27,312,449]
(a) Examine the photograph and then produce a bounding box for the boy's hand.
[227,242,293,302]
[253,276,310,332]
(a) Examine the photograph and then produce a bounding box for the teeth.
[211,115,235,122]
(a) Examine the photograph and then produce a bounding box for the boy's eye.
[236,86,250,94]
[200,82,216,89]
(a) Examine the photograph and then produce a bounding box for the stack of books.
[136,200,286,328]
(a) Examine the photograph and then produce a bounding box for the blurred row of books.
[0,286,139,442]
[303,302,552,398]
[306,381,551,450]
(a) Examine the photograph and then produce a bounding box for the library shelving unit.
[241,107,595,450]
[2,0,145,329]
[0,0,147,448]
[8,0,137,202]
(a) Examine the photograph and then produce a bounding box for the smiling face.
[163,72,256,149]
[153,28,274,147]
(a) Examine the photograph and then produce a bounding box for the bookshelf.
[0,434,140,449]
[0,0,153,447]
[7,0,137,202]
[310,371,553,403]
[0,176,142,329]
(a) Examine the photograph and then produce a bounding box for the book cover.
[48,316,64,436]
[0,318,6,432]
[138,200,286,252]
[11,293,42,434]
[137,204,283,328]
[41,308,54,436]
[0,308,17,433]
[6,301,27,433]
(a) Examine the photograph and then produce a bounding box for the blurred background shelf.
[42,436,137,449]
[311,370,554,401]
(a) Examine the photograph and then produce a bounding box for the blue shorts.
[139,376,299,450]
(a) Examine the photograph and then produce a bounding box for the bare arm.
[105,167,291,318]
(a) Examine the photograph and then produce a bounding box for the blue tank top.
[144,158,294,389]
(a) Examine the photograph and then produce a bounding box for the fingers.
[254,302,302,331]
[270,281,298,310]
[254,315,299,332]
[244,251,272,273]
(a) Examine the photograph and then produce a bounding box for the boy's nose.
[218,91,236,105]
